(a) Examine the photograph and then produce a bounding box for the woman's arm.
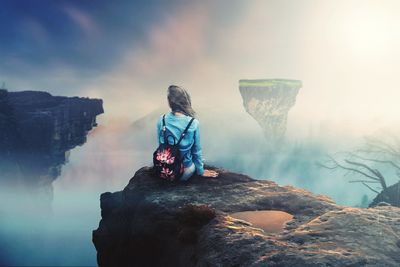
[191,121,204,175]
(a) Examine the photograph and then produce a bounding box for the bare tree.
[317,134,400,194]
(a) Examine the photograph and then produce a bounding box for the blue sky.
[0,0,244,92]
[0,0,188,86]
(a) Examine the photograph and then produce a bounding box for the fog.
[1,104,399,265]
[79,0,400,131]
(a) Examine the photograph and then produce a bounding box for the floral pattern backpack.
[153,114,194,181]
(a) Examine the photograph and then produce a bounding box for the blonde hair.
[167,85,196,117]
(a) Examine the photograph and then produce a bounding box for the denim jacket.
[157,112,204,175]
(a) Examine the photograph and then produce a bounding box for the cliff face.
[0,90,19,162]
[239,79,301,142]
[93,167,400,267]
[0,89,103,188]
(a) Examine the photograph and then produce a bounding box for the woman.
[156,85,218,181]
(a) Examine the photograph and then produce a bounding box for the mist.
[1,104,398,265]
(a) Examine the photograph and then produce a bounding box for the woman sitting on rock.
[154,85,218,181]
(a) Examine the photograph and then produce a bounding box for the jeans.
[180,163,195,181]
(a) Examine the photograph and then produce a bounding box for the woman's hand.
[202,169,218,178]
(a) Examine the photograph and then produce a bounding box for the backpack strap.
[177,118,195,145]
[162,114,177,145]
[162,114,167,143]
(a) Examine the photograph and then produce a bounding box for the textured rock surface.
[370,181,400,208]
[93,166,400,266]
[0,89,103,188]
[239,79,301,142]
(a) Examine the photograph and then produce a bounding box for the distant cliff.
[239,79,301,142]
[93,167,400,267]
[0,89,103,189]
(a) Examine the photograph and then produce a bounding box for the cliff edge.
[0,89,103,188]
[93,167,400,267]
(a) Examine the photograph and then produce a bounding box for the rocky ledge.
[93,167,400,267]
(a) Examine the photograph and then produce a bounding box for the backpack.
[153,114,195,181]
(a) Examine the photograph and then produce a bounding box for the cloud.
[63,6,100,37]
[134,4,210,75]
[80,2,216,121]
[67,0,400,140]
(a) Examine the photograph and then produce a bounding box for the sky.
[2,0,400,137]
[0,0,191,89]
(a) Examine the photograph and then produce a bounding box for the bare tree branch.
[348,180,380,184]
[363,136,400,158]
[344,159,379,176]
[318,156,381,182]
[318,133,400,195]
[361,182,380,194]
[345,160,387,189]
[348,152,400,171]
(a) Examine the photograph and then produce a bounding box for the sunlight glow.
[339,4,397,57]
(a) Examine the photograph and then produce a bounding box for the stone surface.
[239,79,301,142]
[370,181,400,208]
[93,166,400,266]
[0,89,103,188]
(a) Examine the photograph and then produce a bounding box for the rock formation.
[93,166,400,267]
[370,181,400,208]
[0,89,103,189]
[239,79,301,142]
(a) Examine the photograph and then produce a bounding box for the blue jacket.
[157,112,204,175]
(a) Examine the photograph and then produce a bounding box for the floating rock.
[239,79,301,142]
